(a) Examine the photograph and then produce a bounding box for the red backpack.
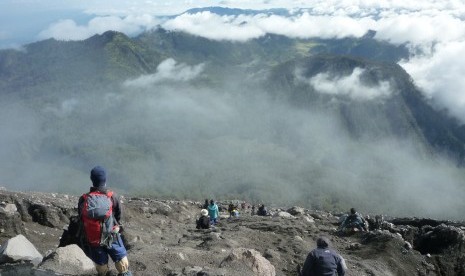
[81,190,117,247]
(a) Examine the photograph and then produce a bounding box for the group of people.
[196,200,272,229]
[300,207,371,275]
[195,203,367,276]
[196,199,220,229]
[74,166,368,276]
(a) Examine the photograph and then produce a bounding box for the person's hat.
[316,236,331,248]
[90,166,106,187]
[201,209,208,216]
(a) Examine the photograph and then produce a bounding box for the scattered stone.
[221,248,276,276]
[263,249,281,261]
[182,265,203,275]
[287,206,305,216]
[0,234,43,266]
[303,216,315,224]
[2,204,18,215]
[39,244,95,275]
[274,211,294,219]
[347,243,362,250]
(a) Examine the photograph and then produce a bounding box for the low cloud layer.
[162,12,371,41]
[297,68,393,101]
[38,15,159,41]
[124,58,205,87]
[400,41,465,121]
[1,62,465,219]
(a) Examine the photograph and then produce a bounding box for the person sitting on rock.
[300,236,346,276]
[196,209,210,229]
[228,203,239,219]
[208,199,219,225]
[340,208,368,232]
[257,204,268,216]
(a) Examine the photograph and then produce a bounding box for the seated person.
[196,209,210,229]
[257,204,268,216]
[340,208,367,232]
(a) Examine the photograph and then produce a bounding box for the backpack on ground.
[81,190,118,248]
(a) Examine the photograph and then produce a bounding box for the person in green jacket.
[207,199,219,225]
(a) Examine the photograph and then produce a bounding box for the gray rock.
[287,206,305,216]
[39,244,95,275]
[1,203,18,215]
[303,215,315,224]
[273,211,294,219]
[221,248,276,276]
[263,249,281,261]
[0,234,43,266]
[183,265,203,275]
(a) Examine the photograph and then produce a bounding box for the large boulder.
[28,203,66,228]
[0,203,25,237]
[414,224,465,254]
[0,234,43,266]
[220,248,276,276]
[39,244,95,275]
[287,206,305,216]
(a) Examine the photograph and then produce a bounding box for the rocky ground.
[1,188,465,275]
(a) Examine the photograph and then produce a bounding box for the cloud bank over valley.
[1,56,465,219]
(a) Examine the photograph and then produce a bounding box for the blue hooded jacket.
[301,237,346,276]
[208,202,219,219]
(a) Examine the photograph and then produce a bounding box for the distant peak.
[182,6,290,16]
[85,31,130,46]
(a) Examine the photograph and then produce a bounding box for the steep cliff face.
[1,188,464,275]
[266,54,465,163]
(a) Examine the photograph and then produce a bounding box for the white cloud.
[44,99,79,118]
[400,41,465,122]
[124,58,205,87]
[374,13,465,45]
[38,14,159,41]
[162,12,265,41]
[300,68,393,101]
[162,11,374,41]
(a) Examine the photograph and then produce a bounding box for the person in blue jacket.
[301,236,346,276]
[340,208,367,232]
[207,199,219,225]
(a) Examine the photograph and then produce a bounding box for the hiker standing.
[78,166,132,276]
[207,199,219,225]
[301,236,346,276]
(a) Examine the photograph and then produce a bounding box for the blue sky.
[2,0,465,122]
